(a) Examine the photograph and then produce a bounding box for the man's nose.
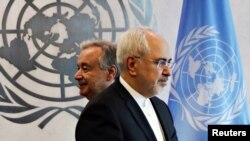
[162,66,171,77]
[74,70,83,80]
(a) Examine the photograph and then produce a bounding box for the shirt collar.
[119,76,149,108]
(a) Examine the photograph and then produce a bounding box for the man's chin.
[80,94,91,100]
[79,90,87,97]
[156,86,166,93]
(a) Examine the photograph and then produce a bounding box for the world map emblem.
[170,26,247,130]
[0,0,156,128]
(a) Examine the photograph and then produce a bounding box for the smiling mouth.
[78,83,87,87]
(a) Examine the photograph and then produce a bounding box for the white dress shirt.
[119,77,165,141]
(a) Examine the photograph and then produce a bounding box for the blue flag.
[168,0,250,141]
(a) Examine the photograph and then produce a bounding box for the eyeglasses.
[154,59,175,69]
[134,56,175,69]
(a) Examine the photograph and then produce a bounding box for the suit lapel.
[115,81,157,141]
[126,99,157,141]
[150,98,169,141]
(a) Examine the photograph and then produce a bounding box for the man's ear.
[106,66,117,81]
[126,57,137,76]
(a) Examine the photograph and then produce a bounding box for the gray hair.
[116,27,153,71]
[81,40,119,78]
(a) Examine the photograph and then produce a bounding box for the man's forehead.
[78,48,101,63]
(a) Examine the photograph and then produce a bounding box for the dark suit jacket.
[75,80,178,141]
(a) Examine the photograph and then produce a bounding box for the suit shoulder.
[86,84,123,110]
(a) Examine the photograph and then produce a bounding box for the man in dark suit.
[75,27,178,141]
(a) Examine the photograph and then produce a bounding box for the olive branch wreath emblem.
[171,25,246,131]
[0,81,83,129]
[0,0,155,129]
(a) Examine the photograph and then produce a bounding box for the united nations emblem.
[0,0,156,128]
[170,26,247,131]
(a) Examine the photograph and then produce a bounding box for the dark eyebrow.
[167,58,172,63]
[155,58,172,63]
[156,58,170,61]
[155,58,166,61]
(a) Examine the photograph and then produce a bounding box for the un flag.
[168,0,250,141]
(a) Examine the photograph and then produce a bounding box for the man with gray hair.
[74,40,119,100]
[75,27,178,141]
